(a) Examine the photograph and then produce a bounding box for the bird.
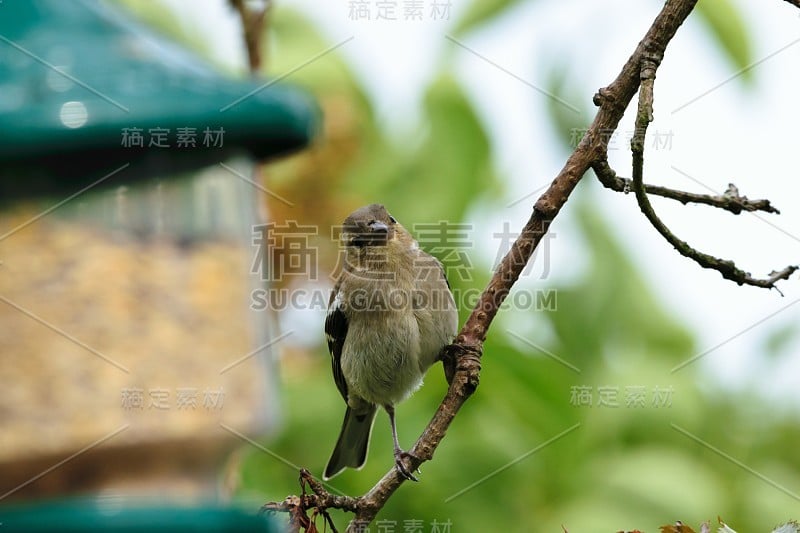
[323,203,458,481]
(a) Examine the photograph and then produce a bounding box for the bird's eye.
[388,215,397,224]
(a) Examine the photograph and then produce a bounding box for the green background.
[118,1,800,531]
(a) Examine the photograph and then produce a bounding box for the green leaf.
[695,0,754,84]
[452,0,526,37]
[543,64,590,154]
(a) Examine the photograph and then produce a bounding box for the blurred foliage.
[118,1,796,531]
[543,64,591,152]
[261,8,500,281]
[240,187,800,531]
[452,0,755,87]
[695,0,755,85]
[451,0,528,37]
[237,5,797,531]
[763,322,799,360]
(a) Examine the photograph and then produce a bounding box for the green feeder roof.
[0,0,318,200]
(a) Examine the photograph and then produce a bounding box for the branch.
[229,0,270,72]
[264,1,702,530]
[628,48,798,293]
[592,160,780,215]
[459,0,700,348]
[261,470,358,533]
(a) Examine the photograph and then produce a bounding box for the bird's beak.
[350,221,389,248]
[369,221,388,233]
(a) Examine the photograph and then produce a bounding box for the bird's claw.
[394,450,420,482]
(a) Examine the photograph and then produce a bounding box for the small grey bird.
[323,204,458,480]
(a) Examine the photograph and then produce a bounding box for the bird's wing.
[435,253,451,290]
[325,288,349,401]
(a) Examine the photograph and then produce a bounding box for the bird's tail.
[323,404,377,480]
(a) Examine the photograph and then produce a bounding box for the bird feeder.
[0,0,317,527]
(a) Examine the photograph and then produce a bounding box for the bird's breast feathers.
[327,273,431,402]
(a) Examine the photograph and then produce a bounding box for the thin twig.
[260,469,359,530]
[628,54,797,293]
[592,160,780,215]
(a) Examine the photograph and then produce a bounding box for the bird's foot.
[393,449,420,482]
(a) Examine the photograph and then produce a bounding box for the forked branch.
[592,160,780,215]
[624,49,797,293]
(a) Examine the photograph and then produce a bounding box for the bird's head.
[339,204,416,274]
[342,203,397,248]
